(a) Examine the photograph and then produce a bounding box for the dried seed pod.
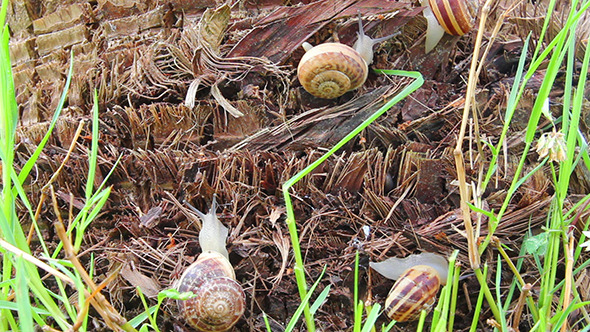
[370,253,448,322]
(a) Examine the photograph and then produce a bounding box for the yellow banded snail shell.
[370,253,448,322]
[422,0,480,52]
[297,14,400,99]
[176,250,246,332]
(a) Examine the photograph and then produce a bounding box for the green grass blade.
[15,258,34,331]
[17,51,74,186]
[85,89,100,199]
[360,303,381,332]
[283,70,423,331]
[354,251,361,332]
[309,285,331,316]
[262,313,273,332]
[284,265,327,332]
[469,265,488,332]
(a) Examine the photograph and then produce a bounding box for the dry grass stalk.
[50,186,137,332]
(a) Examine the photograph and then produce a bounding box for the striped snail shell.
[177,196,245,331]
[384,265,441,322]
[176,250,246,332]
[370,253,448,322]
[428,0,478,35]
[422,0,480,52]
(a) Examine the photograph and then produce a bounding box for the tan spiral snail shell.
[384,265,441,322]
[176,251,245,331]
[297,43,369,99]
[423,0,480,52]
[427,0,479,36]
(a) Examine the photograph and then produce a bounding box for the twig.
[492,236,539,320]
[0,238,75,286]
[510,283,532,331]
[27,120,86,245]
[453,0,503,325]
[560,227,575,332]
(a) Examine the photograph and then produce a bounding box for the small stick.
[27,120,86,245]
[510,283,532,331]
[560,227,575,332]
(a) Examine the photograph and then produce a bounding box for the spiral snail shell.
[297,14,399,99]
[176,196,246,331]
[422,0,480,52]
[370,253,448,322]
[297,43,369,99]
[176,251,246,331]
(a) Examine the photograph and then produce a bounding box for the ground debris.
[8,0,590,331]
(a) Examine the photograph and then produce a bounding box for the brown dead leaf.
[120,264,161,298]
[269,206,285,227]
[198,4,230,55]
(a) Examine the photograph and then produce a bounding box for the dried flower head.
[535,130,567,162]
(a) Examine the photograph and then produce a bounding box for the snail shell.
[370,253,447,322]
[297,42,369,99]
[176,250,246,332]
[384,265,441,322]
[427,0,479,36]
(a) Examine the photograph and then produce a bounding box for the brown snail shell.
[176,250,245,332]
[427,0,479,36]
[297,42,369,99]
[384,265,441,322]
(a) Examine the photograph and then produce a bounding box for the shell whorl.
[384,265,441,322]
[297,43,368,99]
[427,0,479,36]
[176,251,245,332]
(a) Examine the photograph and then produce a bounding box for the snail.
[175,196,246,332]
[422,0,480,53]
[297,14,400,99]
[369,252,448,322]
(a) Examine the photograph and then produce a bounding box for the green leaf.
[523,232,549,256]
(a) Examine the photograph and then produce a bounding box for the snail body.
[422,0,480,52]
[370,253,447,322]
[297,14,399,99]
[176,196,245,332]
